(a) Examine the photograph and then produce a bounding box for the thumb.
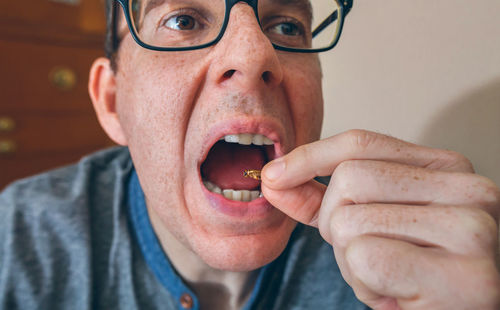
[261,179,326,227]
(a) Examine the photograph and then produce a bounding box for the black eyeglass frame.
[112,0,353,53]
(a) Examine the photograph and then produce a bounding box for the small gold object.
[49,66,77,91]
[243,169,261,181]
[0,140,17,154]
[0,117,16,132]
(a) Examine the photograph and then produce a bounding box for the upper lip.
[198,118,287,169]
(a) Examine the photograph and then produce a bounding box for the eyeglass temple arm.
[312,11,337,38]
[311,1,353,39]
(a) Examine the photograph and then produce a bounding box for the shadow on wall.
[419,77,500,185]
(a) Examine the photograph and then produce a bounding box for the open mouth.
[200,133,277,202]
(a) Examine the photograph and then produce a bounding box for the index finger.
[262,129,473,190]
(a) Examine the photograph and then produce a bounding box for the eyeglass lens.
[128,0,342,50]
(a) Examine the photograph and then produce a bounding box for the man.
[1,0,499,309]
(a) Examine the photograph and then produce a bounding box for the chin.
[190,217,297,271]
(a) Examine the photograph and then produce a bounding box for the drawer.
[0,112,113,155]
[0,0,106,35]
[0,112,114,189]
[0,39,103,113]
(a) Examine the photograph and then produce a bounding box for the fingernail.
[264,158,285,181]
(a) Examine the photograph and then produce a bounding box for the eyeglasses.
[113,0,352,53]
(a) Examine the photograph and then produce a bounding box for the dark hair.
[104,0,119,70]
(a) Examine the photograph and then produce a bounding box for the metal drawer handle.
[0,140,17,154]
[0,117,15,132]
[49,67,77,91]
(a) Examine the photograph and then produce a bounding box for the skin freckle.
[105,0,324,284]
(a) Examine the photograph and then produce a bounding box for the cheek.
[283,56,323,143]
[114,45,209,184]
[116,47,200,144]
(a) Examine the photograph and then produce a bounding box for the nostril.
[262,71,271,83]
[219,69,276,85]
[223,70,236,80]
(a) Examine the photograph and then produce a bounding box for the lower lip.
[200,182,274,217]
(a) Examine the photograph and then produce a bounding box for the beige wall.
[320,0,500,184]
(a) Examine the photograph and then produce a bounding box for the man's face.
[113,2,323,271]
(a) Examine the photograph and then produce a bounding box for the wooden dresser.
[0,0,114,189]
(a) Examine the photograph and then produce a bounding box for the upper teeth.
[223,134,273,146]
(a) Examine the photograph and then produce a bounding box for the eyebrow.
[143,0,166,20]
[268,0,313,21]
[139,0,314,26]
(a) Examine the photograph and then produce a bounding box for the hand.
[262,130,500,310]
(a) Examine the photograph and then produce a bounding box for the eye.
[267,21,303,36]
[163,14,198,30]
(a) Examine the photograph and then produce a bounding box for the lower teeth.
[203,180,262,202]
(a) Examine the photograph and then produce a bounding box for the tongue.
[201,141,266,190]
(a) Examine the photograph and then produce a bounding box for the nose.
[208,3,283,90]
